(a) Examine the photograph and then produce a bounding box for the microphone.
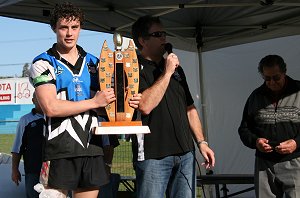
[164,43,173,54]
[164,43,182,81]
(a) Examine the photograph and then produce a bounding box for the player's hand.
[93,88,116,107]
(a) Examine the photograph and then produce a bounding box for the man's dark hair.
[258,55,287,74]
[131,15,162,50]
[50,2,85,30]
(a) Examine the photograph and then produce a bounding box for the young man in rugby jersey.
[29,2,140,198]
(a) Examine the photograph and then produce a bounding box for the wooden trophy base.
[94,121,151,135]
[100,121,142,127]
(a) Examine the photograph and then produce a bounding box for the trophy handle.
[99,40,116,121]
[123,40,139,121]
[95,37,148,132]
[98,37,140,125]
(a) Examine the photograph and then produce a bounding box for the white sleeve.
[30,59,56,87]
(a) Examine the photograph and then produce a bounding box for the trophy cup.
[94,33,150,135]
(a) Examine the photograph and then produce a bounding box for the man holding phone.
[238,55,300,198]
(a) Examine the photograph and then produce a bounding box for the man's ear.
[138,37,145,48]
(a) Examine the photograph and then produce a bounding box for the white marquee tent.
[1,1,300,197]
[1,0,300,52]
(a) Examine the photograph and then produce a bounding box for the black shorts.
[48,155,109,190]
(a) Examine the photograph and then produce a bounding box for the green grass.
[0,134,135,176]
[0,134,15,154]
[112,141,135,176]
[0,134,203,197]
[0,134,135,192]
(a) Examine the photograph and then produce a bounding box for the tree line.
[0,63,30,79]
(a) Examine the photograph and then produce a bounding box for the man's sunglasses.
[262,74,282,82]
[148,31,167,38]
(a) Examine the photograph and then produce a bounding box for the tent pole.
[197,46,208,141]
[197,46,214,197]
[196,28,209,143]
[196,26,215,198]
[197,39,214,198]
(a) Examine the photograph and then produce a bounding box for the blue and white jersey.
[29,44,103,160]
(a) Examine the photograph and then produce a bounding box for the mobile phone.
[268,141,279,148]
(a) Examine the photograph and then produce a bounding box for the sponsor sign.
[0,94,11,102]
[0,78,34,105]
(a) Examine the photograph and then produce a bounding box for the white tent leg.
[197,46,215,198]
[197,46,208,142]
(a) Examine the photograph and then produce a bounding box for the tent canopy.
[1,0,300,52]
[2,2,300,196]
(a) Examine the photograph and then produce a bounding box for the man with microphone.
[131,15,215,198]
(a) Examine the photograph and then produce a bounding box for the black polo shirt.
[11,108,45,174]
[136,55,195,160]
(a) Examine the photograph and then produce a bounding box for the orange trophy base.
[100,121,142,127]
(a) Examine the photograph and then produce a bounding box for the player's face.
[55,17,81,51]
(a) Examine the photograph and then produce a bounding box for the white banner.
[0,78,34,105]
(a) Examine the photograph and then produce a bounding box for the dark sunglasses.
[148,31,167,38]
[263,74,282,82]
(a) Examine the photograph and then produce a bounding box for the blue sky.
[0,16,114,77]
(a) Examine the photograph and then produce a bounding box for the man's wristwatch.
[197,140,208,147]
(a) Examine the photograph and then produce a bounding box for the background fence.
[0,104,33,134]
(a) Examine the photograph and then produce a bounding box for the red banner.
[0,94,11,102]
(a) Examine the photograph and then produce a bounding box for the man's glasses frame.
[262,74,283,82]
[147,31,167,38]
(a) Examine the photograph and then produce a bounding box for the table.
[197,174,254,198]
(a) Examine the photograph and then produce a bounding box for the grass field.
[0,134,136,192]
[0,134,134,174]
[0,134,14,154]
[0,134,203,197]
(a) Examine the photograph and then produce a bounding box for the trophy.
[94,33,150,135]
